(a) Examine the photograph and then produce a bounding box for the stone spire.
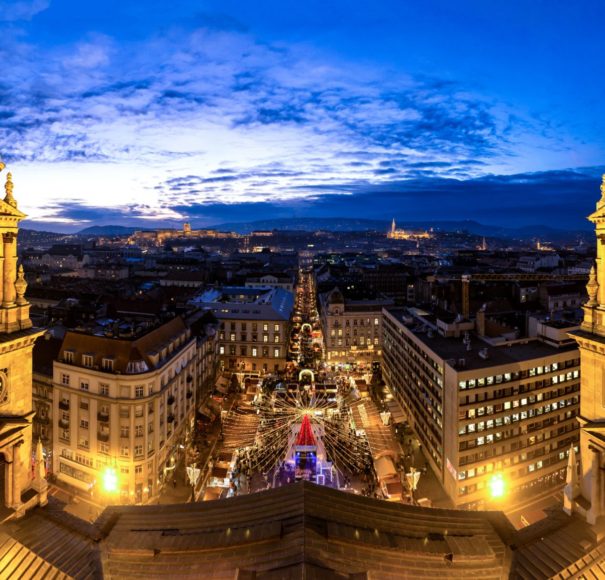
[563,445,579,514]
[568,173,605,524]
[391,218,396,233]
[32,438,48,506]
[4,172,17,208]
[15,264,28,305]
[586,264,598,307]
[598,174,605,210]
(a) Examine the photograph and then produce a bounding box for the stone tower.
[0,167,45,521]
[567,174,605,524]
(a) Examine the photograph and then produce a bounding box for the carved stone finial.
[4,172,16,208]
[0,161,5,173]
[598,174,605,210]
[586,264,598,307]
[15,264,27,305]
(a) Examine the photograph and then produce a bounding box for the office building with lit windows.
[52,316,199,505]
[193,286,294,373]
[382,307,580,509]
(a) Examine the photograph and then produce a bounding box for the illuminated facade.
[383,307,580,509]
[130,223,241,246]
[0,168,47,519]
[194,287,293,373]
[567,175,605,524]
[387,218,431,240]
[319,287,391,367]
[52,317,198,504]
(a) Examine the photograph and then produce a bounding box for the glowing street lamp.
[489,473,506,499]
[103,466,119,493]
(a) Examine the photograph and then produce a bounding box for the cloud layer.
[0,3,601,231]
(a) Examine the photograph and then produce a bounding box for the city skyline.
[1,0,604,232]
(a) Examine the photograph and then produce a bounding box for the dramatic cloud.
[0,2,602,231]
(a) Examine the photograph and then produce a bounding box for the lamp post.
[405,466,421,504]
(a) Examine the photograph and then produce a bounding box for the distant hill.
[69,218,592,244]
[77,225,144,235]
[210,217,591,242]
[20,228,71,245]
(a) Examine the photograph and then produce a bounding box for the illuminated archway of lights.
[222,386,373,478]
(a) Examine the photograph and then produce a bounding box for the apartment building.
[32,335,62,461]
[52,316,198,505]
[319,287,393,368]
[192,287,294,373]
[382,307,580,509]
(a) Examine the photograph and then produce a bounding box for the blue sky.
[1,0,604,231]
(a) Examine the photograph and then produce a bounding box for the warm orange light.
[103,467,119,493]
[489,473,506,499]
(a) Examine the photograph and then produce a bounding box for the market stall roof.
[374,455,397,481]
[386,399,406,424]
[215,375,230,393]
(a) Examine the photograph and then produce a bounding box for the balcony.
[97,411,109,422]
[97,432,110,442]
[59,400,70,411]
[59,419,70,429]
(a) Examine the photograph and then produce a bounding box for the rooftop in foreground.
[3,482,604,579]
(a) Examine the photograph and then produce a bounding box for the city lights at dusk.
[1,2,604,579]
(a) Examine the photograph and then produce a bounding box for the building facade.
[193,287,293,373]
[52,317,199,505]
[567,175,605,524]
[382,306,580,509]
[0,169,47,519]
[319,287,392,368]
[32,335,62,469]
